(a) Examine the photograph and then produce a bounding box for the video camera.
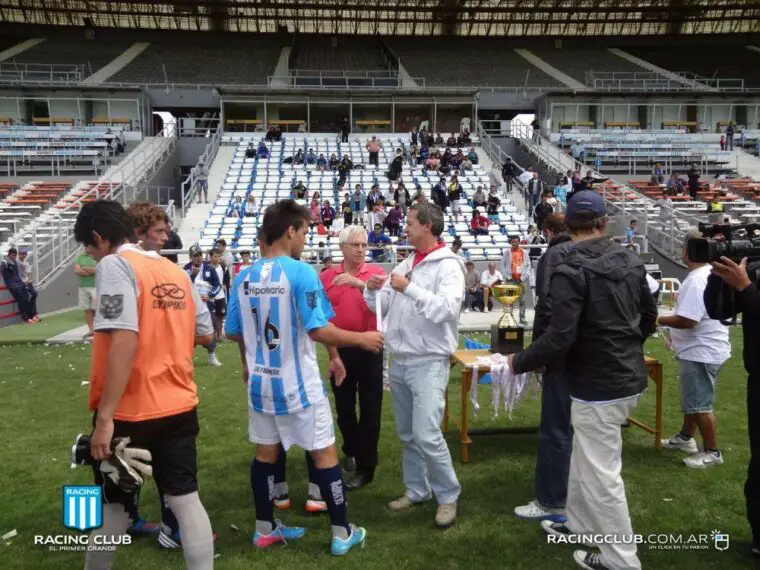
[688,222,760,264]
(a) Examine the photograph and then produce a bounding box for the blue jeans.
[535,370,572,509]
[389,357,461,505]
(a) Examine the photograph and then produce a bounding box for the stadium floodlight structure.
[0,0,759,36]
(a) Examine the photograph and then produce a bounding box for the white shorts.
[248,398,335,452]
[78,287,97,310]
[450,199,461,213]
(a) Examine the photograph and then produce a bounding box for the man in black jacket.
[705,255,760,557]
[502,158,516,193]
[508,191,657,570]
[514,213,573,525]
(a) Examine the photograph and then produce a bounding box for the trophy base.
[490,323,525,355]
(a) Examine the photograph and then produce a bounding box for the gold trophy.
[490,284,525,355]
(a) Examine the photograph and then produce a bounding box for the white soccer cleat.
[208,354,222,367]
[683,450,723,469]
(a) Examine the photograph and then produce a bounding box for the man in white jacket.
[364,202,464,529]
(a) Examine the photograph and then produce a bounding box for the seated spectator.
[368,223,392,261]
[317,241,330,262]
[486,187,501,222]
[460,156,473,171]
[329,153,340,170]
[1,247,38,323]
[316,153,328,171]
[463,261,482,313]
[460,131,472,146]
[449,150,464,169]
[245,143,256,159]
[472,185,487,209]
[227,196,243,219]
[425,154,440,171]
[305,148,317,165]
[434,133,444,146]
[245,194,259,217]
[470,209,490,236]
[666,173,684,195]
[292,149,305,165]
[446,133,457,147]
[440,148,452,169]
[257,141,270,159]
[385,202,403,236]
[650,162,664,185]
[321,200,336,228]
[309,196,322,226]
[467,147,479,165]
[264,127,281,142]
[293,181,307,200]
[480,262,504,312]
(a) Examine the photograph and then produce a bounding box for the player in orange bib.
[74,200,215,570]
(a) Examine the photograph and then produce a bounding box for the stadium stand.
[387,39,564,87]
[291,36,388,71]
[625,46,760,88]
[203,134,528,262]
[0,35,26,52]
[529,49,647,84]
[5,37,134,77]
[109,34,282,84]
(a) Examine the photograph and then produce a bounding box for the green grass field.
[0,310,83,344]
[0,331,756,569]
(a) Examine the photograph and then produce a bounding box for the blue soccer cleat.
[127,517,161,537]
[253,520,306,548]
[331,524,366,556]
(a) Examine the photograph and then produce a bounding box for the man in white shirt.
[657,230,731,469]
[518,166,534,186]
[480,262,504,314]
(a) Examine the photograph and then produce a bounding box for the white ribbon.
[469,364,480,415]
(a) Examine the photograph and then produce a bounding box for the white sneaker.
[684,450,723,469]
[464,308,471,313]
[208,354,222,367]
[484,307,490,313]
[514,500,567,523]
[661,433,699,453]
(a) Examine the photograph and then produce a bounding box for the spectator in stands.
[651,163,665,185]
[527,172,544,212]
[304,148,316,165]
[534,193,554,231]
[413,191,427,205]
[501,158,517,194]
[658,191,674,224]
[329,153,340,170]
[409,144,421,167]
[487,163,503,195]
[444,133,456,148]
[481,262,504,313]
[368,223,392,262]
[451,150,465,170]
[419,144,430,164]
[292,180,307,200]
[184,245,222,367]
[309,195,322,227]
[16,248,38,322]
[367,184,382,213]
[366,136,381,166]
[425,151,440,171]
[486,186,501,222]
[410,126,419,146]
[388,149,404,182]
[340,117,350,143]
[519,166,534,187]
[321,200,336,229]
[245,142,256,159]
[432,176,448,211]
[341,193,354,226]
[666,173,684,195]
[460,131,472,146]
[264,126,280,142]
[726,122,735,151]
[463,261,482,313]
[383,184,396,206]
[370,200,387,231]
[500,236,530,325]
[227,196,244,219]
[317,242,330,263]
[531,117,541,143]
[338,155,353,186]
[394,183,411,216]
[194,162,209,204]
[451,238,468,261]
[74,251,97,336]
[245,194,259,217]
[470,209,490,236]
[386,202,403,237]
[292,149,305,165]
[234,250,252,276]
[447,174,463,221]
[257,141,270,159]
[625,219,641,254]
[658,229,730,470]
[2,248,37,324]
[472,185,487,209]
[433,133,443,146]
[687,165,701,200]
[162,221,183,264]
[316,153,328,171]
[467,148,478,165]
[720,135,726,151]
[527,226,546,268]
[395,231,410,261]
[351,185,365,223]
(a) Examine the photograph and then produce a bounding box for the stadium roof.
[1,0,759,37]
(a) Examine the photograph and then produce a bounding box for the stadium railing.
[180,126,223,219]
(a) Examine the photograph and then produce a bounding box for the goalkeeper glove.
[71,434,153,492]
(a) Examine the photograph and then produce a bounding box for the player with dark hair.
[74,199,216,569]
[225,199,383,554]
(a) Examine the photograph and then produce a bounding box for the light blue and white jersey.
[226,255,335,415]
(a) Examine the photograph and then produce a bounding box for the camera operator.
[705,254,760,557]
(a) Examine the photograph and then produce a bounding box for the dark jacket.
[705,275,760,375]
[1,258,23,289]
[533,202,553,230]
[163,231,183,264]
[183,261,221,299]
[532,233,573,340]
[512,236,658,401]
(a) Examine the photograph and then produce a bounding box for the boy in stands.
[74,200,215,569]
[225,199,383,554]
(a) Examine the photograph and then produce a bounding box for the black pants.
[341,132,349,143]
[369,151,378,166]
[330,347,384,474]
[747,374,760,545]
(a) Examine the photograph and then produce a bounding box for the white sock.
[274,482,288,497]
[165,492,214,570]
[308,482,322,501]
[84,503,130,570]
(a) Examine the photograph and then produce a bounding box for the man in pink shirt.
[320,225,387,490]
[366,136,381,167]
